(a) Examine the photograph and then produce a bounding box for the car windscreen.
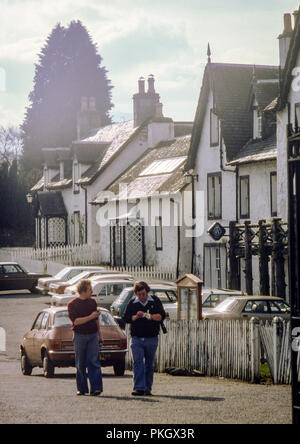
[203,294,232,308]
[55,268,71,280]
[114,289,132,304]
[66,271,91,285]
[53,310,118,328]
[215,298,239,313]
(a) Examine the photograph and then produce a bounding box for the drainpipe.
[80,184,88,244]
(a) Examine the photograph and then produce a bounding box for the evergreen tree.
[22,21,113,167]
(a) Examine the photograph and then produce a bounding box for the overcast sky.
[0,0,298,127]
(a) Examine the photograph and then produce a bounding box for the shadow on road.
[99,394,225,403]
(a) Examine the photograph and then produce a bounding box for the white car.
[52,275,135,308]
[49,269,108,298]
[36,266,107,295]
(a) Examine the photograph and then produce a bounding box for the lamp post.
[26,193,33,204]
[184,171,199,273]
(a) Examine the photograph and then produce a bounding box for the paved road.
[0,291,293,424]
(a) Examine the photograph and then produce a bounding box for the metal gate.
[288,129,300,424]
[110,219,145,267]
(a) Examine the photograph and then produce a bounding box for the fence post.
[250,317,260,383]
[272,317,282,385]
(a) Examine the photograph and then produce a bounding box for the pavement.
[0,290,293,424]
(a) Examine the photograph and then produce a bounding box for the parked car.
[0,262,51,293]
[20,307,128,378]
[36,265,107,295]
[202,296,291,321]
[110,283,178,327]
[49,269,111,298]
[201,289,246,313]
[52,275,135,308]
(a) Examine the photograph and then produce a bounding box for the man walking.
[68,279,103,396]
[123,281,166,396]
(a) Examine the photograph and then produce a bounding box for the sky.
[0,0,299,127]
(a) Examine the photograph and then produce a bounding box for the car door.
[25,312,45,360]
[34,312,50,358]
[241,300,270,321]
[2,264,28,291]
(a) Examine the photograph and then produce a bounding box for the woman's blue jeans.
[73,332,103,394]
[131,336,159,392]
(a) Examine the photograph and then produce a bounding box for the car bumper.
[36,286,49,294]
[48,349,128,367]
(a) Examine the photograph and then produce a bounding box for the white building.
[185,55,279,293]
[31,76,192,273]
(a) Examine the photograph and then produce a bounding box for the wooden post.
[272,218,286,299]
[244,220,253,295]
[258,220,270,296]
[229,221,240,290]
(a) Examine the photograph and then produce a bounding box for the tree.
[0,125,23,167]
[22,21,114,167]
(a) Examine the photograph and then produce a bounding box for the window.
[73,161,80,194]
[33,312,45,330]
[243,300,269,314]
[155,216,163,250]
[210,109,219,146]
[2,265,21,274]
[240,176,250,219]
[270,172,277,217]
[41,313,50,330]
[295,103,300,131]
[207,173,222,220]
[258,113,263,138]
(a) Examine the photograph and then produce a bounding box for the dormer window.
[258,113,263,139]
[253,104,263,139]
[210,109,219,147]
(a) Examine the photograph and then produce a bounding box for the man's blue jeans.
[73,332,103,394]
[131,336,159,392]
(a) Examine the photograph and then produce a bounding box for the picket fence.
[108,266,177,282]
[125,318,299,384]
[2,245,101,266]
[0,246,177,281]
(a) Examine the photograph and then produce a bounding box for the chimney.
[147,74,155,93]
[278,13,293,69]
[133,75,161,127]
[77,96,101,140]
[138,77,145,94]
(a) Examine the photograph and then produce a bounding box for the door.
[25,312,45,360]
[204,244,227,289]
[1,264,29,291]
[33,312,50,359]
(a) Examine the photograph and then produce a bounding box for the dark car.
[0,262,51,293]
[20,307,128,378]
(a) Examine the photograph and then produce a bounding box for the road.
[0,291,293,424]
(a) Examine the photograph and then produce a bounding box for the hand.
[90,311,100,320]
[136,311,145,318]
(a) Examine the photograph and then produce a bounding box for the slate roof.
[252,80,280,111]
[37,191,67,217]
[228,133,277,165]
[277,7,300,110]
[91,135,191,204]
[77,120,144,186]
[186,63,279,170]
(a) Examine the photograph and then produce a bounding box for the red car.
[20,307,128,378]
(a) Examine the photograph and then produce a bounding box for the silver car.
[202,296,291,321]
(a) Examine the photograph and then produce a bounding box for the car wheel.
[113,358,125,376]
[43,352,55,378]
[21,352,33,376]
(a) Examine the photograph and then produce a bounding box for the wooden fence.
[108,266,177,282]
[125,318,300,384]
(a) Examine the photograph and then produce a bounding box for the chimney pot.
[138,77,145,94]
[283,13,293,34]
[147,75,155,93]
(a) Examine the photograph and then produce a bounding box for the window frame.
[155,216,163,251]
[239,175,250,220]
[210,109,219,147]
[207,172,222,220]
[270,171,278,217]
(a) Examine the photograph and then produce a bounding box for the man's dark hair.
[133,281,151,294]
